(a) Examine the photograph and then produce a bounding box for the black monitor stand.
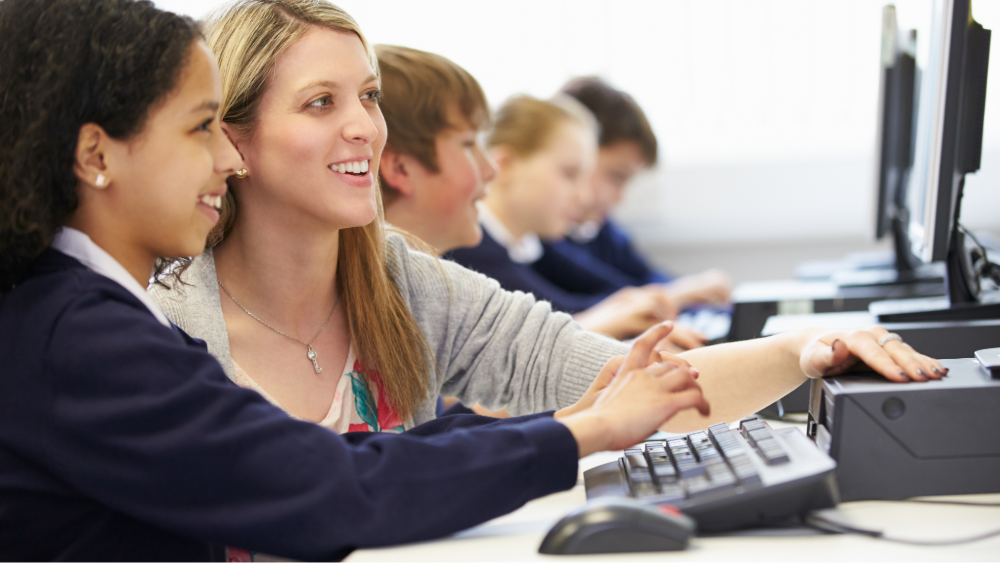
[832,204,945,289]
[872,180,1000,323]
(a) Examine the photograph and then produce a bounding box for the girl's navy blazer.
[0,249,577,561]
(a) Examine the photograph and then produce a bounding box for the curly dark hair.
[0,0,201,292]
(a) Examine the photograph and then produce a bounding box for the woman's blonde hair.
[203,0,430,422]
[487,94,598,157]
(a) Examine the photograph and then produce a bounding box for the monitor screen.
[905,0,988,265]
[874,5,917,242]
[906,0,957,264]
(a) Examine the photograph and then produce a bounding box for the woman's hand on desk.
[558,322,710,458]
[800,326,947,382]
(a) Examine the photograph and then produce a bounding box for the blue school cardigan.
[532,220,673,299]
[446,230,603,314]
[568,220,673,286]
[0,249,577,561]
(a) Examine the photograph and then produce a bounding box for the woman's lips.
[329,166,374,187]
[197,201,221,223]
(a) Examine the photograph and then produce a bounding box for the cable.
[805,512,1000,546]
[959,223,1000,286]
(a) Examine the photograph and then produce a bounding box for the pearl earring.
[95,173,106,187]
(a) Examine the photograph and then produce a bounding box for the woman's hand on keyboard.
[799,326,947,382]
[558,322,711,457]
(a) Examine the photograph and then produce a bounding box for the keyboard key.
[676,463,706,480]
[652,461,678,482]
[632,481,660,498]
[654,483,687,504]
[683,474,735,499]
[625,453,649,470]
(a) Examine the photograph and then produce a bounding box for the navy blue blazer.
[0,249,577,561]
[446,230,603,314]
[525,219,672,303]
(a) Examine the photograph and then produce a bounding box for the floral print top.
[226,345,402,561]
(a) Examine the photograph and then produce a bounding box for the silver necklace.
[218,280,339,374]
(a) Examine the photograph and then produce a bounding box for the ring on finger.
[878,333,903,347]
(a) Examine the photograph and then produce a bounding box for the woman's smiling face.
[232,26,387,231]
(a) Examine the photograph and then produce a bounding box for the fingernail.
[932,366,944,375]
[943,367,950,375]
[917,369,927,378]
[831,339,841,351]
[899,371,910,381]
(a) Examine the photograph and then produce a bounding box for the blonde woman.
[153,0,942,458]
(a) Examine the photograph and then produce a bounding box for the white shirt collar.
[476,202,543,264]
[51,227,172,328]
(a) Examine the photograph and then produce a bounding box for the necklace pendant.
[307,345,322,374]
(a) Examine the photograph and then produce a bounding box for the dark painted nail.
[899,371,910,381]
[932,366,944,375]
[831,339,840,351]
[917,369,927,378]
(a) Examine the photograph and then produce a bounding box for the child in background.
[377,50,703,348]
[377,44,497,254]
[533,76,733,312]
[447,95,702,346]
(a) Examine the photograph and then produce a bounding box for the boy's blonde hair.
[202,0,431,422]
[375,45,490,205]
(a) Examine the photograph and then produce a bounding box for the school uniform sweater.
[150,233,629,424]
[0,248,582,561]
[570,219,673,286]
[447,229,606,315]
[531,220,673,303]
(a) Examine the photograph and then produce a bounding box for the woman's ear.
[220,122,246,162]
[73,123,112,190]
[379,149,415,197]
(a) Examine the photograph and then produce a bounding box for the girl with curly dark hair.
[0,2,715,559]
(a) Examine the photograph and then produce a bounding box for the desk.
[760,312,1000,359]
[347,431,1000,561]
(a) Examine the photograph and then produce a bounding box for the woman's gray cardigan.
[149,233,629,428]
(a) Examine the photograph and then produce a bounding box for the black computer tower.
[806,358,1000,502]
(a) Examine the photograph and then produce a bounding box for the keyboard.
[583,417,839,532]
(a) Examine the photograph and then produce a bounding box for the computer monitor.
[904,0,992,306]
[874,5,918,272]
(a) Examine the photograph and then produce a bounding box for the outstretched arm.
[663,326,945,432]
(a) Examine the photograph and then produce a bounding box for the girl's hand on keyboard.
[799,326,947,382]
[559,322,711,457]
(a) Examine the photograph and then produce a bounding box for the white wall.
[156,0,1000,257]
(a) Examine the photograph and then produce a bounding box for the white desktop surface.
[732,280,840,302]
[347,427,1000,562]
[762,312,878,336]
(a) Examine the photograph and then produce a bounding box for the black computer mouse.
[538,497,695,555]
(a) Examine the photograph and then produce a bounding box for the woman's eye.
[196,118,213,132]
[309,96,332,108]
[361,90,381,102]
